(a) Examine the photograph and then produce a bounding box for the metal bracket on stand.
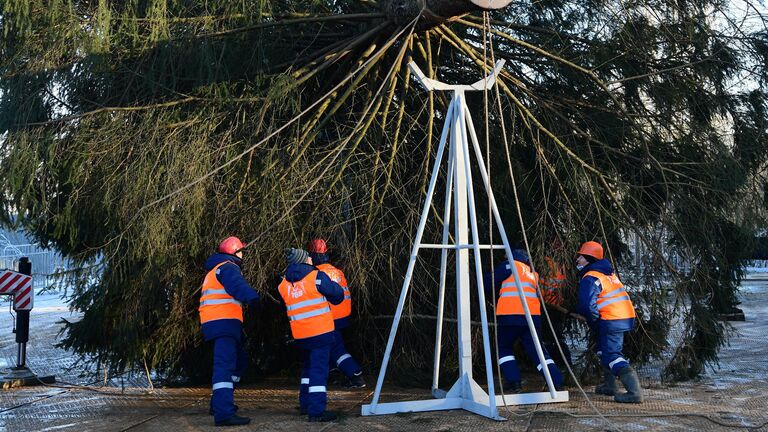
[361,60,568,420]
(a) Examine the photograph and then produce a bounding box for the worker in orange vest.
[199,236,261,426]
[576,241,643,403]
[307,238,365,388]
[541,255,573,368]
[278,247,345,422]
[484,249,565,392]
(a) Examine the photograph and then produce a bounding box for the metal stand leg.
[452,92,473,391]
[362,59,567,419]
[369,100,455,412]
[432,126,456,396]
[463,103,557,397]
[456,94,499,418]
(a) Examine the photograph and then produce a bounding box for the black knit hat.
[284,248,309,265]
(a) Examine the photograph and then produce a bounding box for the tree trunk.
[382,0,513,26]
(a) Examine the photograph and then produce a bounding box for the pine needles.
[0,0,767,383]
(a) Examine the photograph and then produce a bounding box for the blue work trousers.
[595,329,630,375]
[210,336,247,423]
[329,329,362,379]
[497,324,564,388]
[299,345,331,417]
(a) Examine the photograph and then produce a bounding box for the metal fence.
[0,233,70,291]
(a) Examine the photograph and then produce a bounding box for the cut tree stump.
[382,0,514,26]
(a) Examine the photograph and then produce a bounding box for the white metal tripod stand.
[361,60,568,420]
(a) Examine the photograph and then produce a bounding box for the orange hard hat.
[218,236,245,255]
[307,238,328,254]
[577,241,604,259]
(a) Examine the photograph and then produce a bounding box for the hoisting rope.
[480,11,621,430]
[481,12,513,414]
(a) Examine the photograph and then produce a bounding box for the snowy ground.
[1,281,768,431]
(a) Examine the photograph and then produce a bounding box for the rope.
[482,15,622,431]
[480,11,514,415]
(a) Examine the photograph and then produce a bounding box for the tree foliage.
[1,0,766,381]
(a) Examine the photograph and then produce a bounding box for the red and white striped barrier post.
[0,258,34,369]
[1,257,55,388]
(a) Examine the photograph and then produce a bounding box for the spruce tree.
[1,0,766,381]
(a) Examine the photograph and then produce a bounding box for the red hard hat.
[307,238,328,254]
[577,241,604,260]
[218,236,245,255]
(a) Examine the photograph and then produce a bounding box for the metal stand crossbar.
[361,60,568,420]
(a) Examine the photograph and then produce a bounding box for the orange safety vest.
[199,262,243,324]
[278,270,335,339]
[541,256,566,307]
[316,263,351,320]
[585,271,636,320]
[497,260,541,316]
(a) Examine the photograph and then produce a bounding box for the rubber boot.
[594,368,617,396]
[215,414,251,427]
[614,366,643,403]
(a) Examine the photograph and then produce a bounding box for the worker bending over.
[199,236,260,427]
[307,238,365,388]
[575,241,643,403]
[278,248,345,422]
[485,249,565,392]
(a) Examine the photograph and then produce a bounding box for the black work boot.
[308,411,338,422]
[614,365,643,403]
[215,414,251,426]
[344,373,366,389]
[594,367,617,396]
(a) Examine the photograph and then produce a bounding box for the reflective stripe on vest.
[585,270,636,320]
[286,297,326,311]
[499,290,539,299]
[199,261,244,324]
[597,294,631,310]
[200,298,242,307]
[278,270,335,339]
[316,263,352,320]
[496,260,541,316]
[289,306,332,321]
